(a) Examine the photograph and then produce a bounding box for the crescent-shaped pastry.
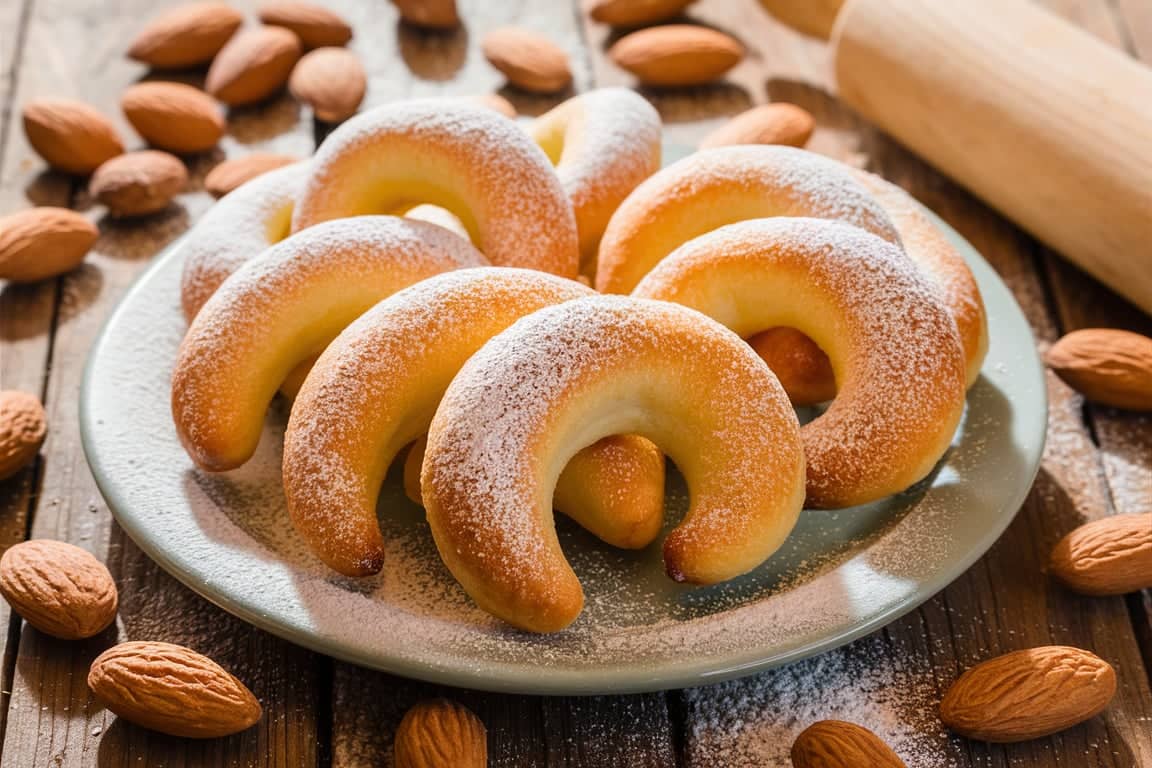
[594,145,901,294]
[291,100,579,277]
[283,268,666,577]
[528,88,661,275]
[179,161,309,320]
[172,216,488,472]
[422,295,806,633]
[746,170,989,403]
[633,217,967,509]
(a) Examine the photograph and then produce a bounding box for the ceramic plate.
[81,182,1045,695]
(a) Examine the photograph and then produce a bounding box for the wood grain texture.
[0,0,1150,766]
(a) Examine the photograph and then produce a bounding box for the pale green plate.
[80,187,1045,696]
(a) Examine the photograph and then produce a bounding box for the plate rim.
[80,205,1048,696]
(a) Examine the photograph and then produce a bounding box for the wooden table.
[1,0,1150,765]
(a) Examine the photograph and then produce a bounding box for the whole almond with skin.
[205,153,299,198]
[0,207,97,282]
[470,92,516,119]
[207,26,303,106]
[258,1,353,48]
[791,720,906,768]
[701,102,815,149]
[394,699,487,768]
[126,2,244,69]
[0,391,47,481]
[0,540,117,639]
[90,150,187,217]
[1049,514,1152,595]
[610,25,743,87]
[22,100,124,174]
[122,82,225,154]
[393,0,460,29]
[289,47,366,122]
[1047,329,1152,411]
[940,646,1117,742]
[482,27,573,94]
[588,0,696,27]
[89,641,262,738]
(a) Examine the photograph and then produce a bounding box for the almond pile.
[394,699,487,768]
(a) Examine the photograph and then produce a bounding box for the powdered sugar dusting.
[293,99,578,276]
[635,217,967,507]
[179,162,310,319]
[83,169,1044,696]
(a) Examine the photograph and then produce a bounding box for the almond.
[700,102,814,149]
[791,720,906,768]
[258,1,353,48]
[121,81,225,154]
[392,0,459,29]
[205,153,300,198]
[289,47,365,122]
[1047,329,1152,411]
[588,0,695,27]
[482,28,572,94]
[609,25,743,87]
[0,540,117,639]
[0,391,47,481]
[1049,514,1152,595]
[22,100,124,174]
[89,150,187,217]
[126,2,244,69]
[940,646,1117,742]
[206,26,303,106]
[0,207,97,282]
[394,699,487,768]
[88,641,262,738]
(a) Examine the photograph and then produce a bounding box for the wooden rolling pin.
[760,0,1152,315]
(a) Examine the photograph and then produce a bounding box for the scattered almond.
[22,100,124,174]
[701,102,814,149]
[588,0,695,27]
[89,150,187,218]
[1049,513,1152,596]
[791,720,906,768]
[258,1,353,48]
[0,207,97,283]
[0,539,117,639]
[940,646,1117,742]
[394,699,487,768]
[393,0,460,29]
[289,47,366,122]
[206,25,303,106]
[482,27,572,94]
[126,2,244,69]
[1047,329,1152,411]
[205,153,300,198]
[609,25,743,87]
[88,641,262,738]
[122,81,225,154]
[0,391,47,481]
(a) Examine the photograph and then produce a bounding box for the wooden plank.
[0,0,322,765]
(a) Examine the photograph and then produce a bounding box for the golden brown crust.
[423,295,805,632]
[282,268,666,576]
[172,216,487,474]
[292,100,579,277]
[633,217,967,508]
